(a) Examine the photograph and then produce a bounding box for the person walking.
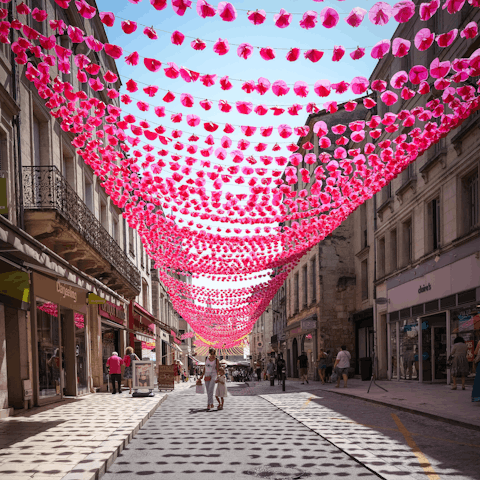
[107,351,124,394]
[255,360,262,381]
[297,351,309,384]
[317,350,327,384]
[123,347,140,394]
[472,339,480,403]
[325,350,334,383]
[450,336,469,390]
[200,348,220,411]
[266,359,275,382]
[334,345,351,388]
[215,367,227,410]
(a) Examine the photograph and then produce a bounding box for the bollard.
[282,369,286,391]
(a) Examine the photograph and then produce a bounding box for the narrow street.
[102,382,480,480]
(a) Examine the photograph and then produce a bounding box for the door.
[432,326,447,382]
[286,349,291,377]
[292,338,298,378]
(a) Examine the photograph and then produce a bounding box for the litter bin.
[359,357,372,381]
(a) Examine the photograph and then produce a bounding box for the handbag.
[446,355,453,368]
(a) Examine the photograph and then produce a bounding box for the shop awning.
[135,332,155,343]
[131,301,157,329]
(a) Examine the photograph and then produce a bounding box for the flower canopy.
[5,0,480,348]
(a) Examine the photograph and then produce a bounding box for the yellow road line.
[300,396,315,410]
[391,413,440,480]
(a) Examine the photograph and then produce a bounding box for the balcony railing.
[23,165,141,292]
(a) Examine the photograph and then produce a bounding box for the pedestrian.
[317,350,327,384]
[266,359,275,381]
[472,339,480,403]
[276,353,286,384]
[107,351,124,394]
[256,360,262,381]
[173,361,180,383]
[325,350,334,383]
[450,336,469,390]
[297,351,309,384]
[334,345,351,388]
[200,347,220,411]
[215,367,227,410]
[123,346,140,394]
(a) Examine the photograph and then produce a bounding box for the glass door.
[36,298,62,400]
[75,313,88,395]
[432,326,447,382]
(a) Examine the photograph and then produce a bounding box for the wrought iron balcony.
[22,165,141,294]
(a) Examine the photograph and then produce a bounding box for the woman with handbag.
[123,347,140,394]
[200,348,220,411]
[472,340,480,402]
[450,336,469,390]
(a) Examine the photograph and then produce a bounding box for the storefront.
[99,300,126,388]
[128,302,157,360]
[285,316,317,379]
[159,329,169,365]
[353,308,374,375]
[387,249,480,384]
[32,272,87,404]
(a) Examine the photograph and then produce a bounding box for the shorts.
[300,368,308,376]
[336,367,349,378]
[318,364,327,369]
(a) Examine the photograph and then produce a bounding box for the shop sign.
[136,333,154,343]
[99,300,126,325]
[289,327,302,337]
[301,319,317,331]
[466,340,475,361]
[157,364,175,391]
[160,330,169,342]
[132,360,155,390]
[56,281,77,302]
[418,283,432,294]
[88,293,105,305]
[0,270,30,304]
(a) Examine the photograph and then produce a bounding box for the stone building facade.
[249,303,273,373]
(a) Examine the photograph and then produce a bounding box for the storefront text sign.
[99,300,126,325]
[56,281,77,302]
[418,283,432,294]
[301,319,317,331]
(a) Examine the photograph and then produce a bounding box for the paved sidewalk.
[0,386,184,480]
[294,377,480,430]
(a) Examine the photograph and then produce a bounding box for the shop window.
[390,228,397,273]
[142,279,149,310]
[129,227,135,256]
[462,170,479,234]
[427,197,441,252]
[390,323,398,380]
[111,211,119,244]
[84,174,93,213]
[100,200,107,230]
[62,154,74,188]
[361,259,368,300]
[377,237,386,278]
[389,311,400,322]
[399,320,418,381]
[400,307,411,320]
[381,183,392,205]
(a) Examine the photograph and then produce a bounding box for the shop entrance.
[420,313,447,383]
[292,338,298,378]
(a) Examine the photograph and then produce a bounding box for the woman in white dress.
[200,348,220,411]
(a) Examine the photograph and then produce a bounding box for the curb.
[322,387,480,432]
[61,393,169,480]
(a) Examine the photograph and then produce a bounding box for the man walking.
[297,351,309,384]
[266,359,275,382]
[334,345,351,388]
[107,351,124,394]
[256,360,262,381]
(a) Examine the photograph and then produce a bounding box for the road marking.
[391,413,440,480]
[300,396,315,410]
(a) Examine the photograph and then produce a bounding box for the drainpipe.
[9,0,24,229]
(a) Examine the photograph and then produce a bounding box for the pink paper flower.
[171,30,184,45]
[461,21,478,39]
[331,81,350,94]
[430,58,451,78]
[191,38,206,50]
[351,76,369,94]
[236,101,253,114]
[391,71,408,88]
[220,76,233,90]
[369,2,392,26]
[200,74,217,86]
[256,78,271,95]
[197,0,216,17]
[121,20,137,34]
[219,100,232,112]
[350,47,365,60]
[248,9,266,25]
[304,49,324,62]
[371,39,390,59]
[213,38,229,55]
[218,2,236,22]
[286,48,300,61]
[100,11,115,26]
[200,99,212,110]
[314,79,331,97]
[151,0,167,11]
[260,47,276,61]
[392,37,410,57]
[345,7,367,27]
[293,81,309,97]
[237,43,253,59]
[381,91,398,106]
[187,114,200,126]
[442,0,465,14]
[272,80,290,96]
[241,80,256,93]
[274,8,291,28]
[409,65,428,84]
[419,0,439,20]
[436,29,458,47]
[164,62,180,78]
[320,7,339,28]
[299,11,317,30]
[415,28,435,51]
[172,0,192,16]
[392,1,415,23]
[332,46,345,62]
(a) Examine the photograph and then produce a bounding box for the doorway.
[292,338,298,378]
[419,313,447,383]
